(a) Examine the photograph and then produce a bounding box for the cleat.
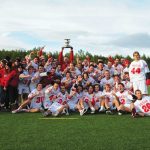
[91,107,95,114]
[52,111,59,117]
[131,108,137,118]
[12,109,21,114]
[42,111,50,117]
[106,110,113,115]
[99,107,105,112]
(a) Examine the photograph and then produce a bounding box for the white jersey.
[84,92,94,101]
[61,77,72,85]
[28,89,45,109]
[67,91,81,104]
[44,86,60,109]
[123,67,129,73]
[69,67,81,77]
[122,80,133,91]
[94,91,104,102]
[94,68,105,77]
[103,90,114,102]
[105,66,115,76]
[31,72,41,90]
[129,60,149,82]
[134,96,150,116]
[18,71,33,94]
[31,61,38,70]
[82,77,95,86]
[67,91,82,110]
[55,92,68,104]
[100,77,114,88]
[83,92,96,107]
[116,90,133,105]
[83,65,89,72]
[48,92,68,113]
[113,64,123,75]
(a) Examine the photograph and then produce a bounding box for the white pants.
[133,80,148,94]
[48,102,62,113]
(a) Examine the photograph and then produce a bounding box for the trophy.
[63,39,73,49]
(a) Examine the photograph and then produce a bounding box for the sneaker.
[91,107,95,114]
[118,110,124,115]
[43,111,50,117]
[64,108,69,115]
[83,108,88,114]
[12,109,22,114]
[99,107,105,112]
[62,108,69,115]
[62,108,66,114]
[131,108,136,118]
[80,109,84,116]
[118,112,122,115]
[52,111,59,117]
[106,110,113,115]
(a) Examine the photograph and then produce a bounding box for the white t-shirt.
[100,77,114,87]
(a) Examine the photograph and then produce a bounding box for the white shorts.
[124,103,131,109]
[108,101,113,108]
[95,102,100,108]
[18,84,30,94]
[83,102,89,109]
[48,102,62,113]
[43,99,53,109]
[30,101,42,109]
[67,102,77,111]
[133,80,148,94]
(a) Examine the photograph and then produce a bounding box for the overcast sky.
[0,0,150,56]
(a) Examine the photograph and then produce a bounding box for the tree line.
[0,49,150,68]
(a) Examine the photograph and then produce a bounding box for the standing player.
[129,51,149,94]
[131,90,150,117]
[12,83,44,113]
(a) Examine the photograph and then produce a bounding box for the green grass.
[0,112,150,150]
[0,86,150,150]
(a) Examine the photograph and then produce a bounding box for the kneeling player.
[12,83,44,113]
[131,90,150,117]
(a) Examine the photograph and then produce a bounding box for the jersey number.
[36,97,44,103]
[131,68,141,74]
[120,99,125,104]
[142,103,150,112]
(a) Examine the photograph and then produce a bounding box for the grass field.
[0,112,150,150]
[0,87,150,150]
